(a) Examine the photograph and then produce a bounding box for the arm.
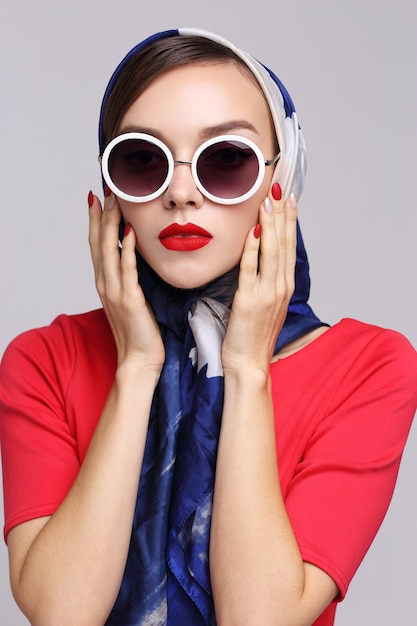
[7,193,165,626]
[210,193,337,626]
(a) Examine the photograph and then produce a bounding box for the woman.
[0,28,416,626]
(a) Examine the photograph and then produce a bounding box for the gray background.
[1,0,416,623]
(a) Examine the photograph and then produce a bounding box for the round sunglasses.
[99,132,280,205]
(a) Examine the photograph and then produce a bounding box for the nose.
[163,160,204,210]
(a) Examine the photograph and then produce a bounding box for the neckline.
[270,321,348,365]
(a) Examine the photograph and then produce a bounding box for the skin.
[7,63,336,626]
[116,63,277,290]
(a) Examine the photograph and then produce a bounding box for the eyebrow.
[199,120,259,139]
[118,120,259,140]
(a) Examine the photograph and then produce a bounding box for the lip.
[159,223,213,251]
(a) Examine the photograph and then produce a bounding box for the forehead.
[120,63,274,141]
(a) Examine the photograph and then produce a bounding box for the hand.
[88,191,165,372]
[222,189,297,375]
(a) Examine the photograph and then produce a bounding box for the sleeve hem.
[299,545,349,601]
[4,502,61,543]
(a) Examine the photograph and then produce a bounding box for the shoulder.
[272,318,417,414]
[329,318,417,374]
[0,309,115,388]
[292,318,417,368]
[1,309,111,356]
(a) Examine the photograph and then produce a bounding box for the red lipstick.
[159,223,212,251]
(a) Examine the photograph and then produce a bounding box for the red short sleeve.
[272,320,417,602]
[0,310,115,541]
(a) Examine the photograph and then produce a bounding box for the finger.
[273,192,287,282]
[257,195,281,286]
[120,223,142,301]
[236,224,261,292]
[100,192,123,297]
[284,193,298,294]
[88,191,104,282]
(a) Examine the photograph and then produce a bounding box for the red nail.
[124,223,132,237]
[88,191,94,208]
[254,223,262,239]
[271,182,282,201]
[105,185,112,197]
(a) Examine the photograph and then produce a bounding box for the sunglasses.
[99,132,280,205]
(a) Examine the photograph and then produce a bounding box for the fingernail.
[124,223,132,237]
[105,185,112,197]
[271,182,282,201]
[289,192,298,209]
[254,223,262,239]
[107,192,116,210]
[263,197,273,214]
[88,190,94,208]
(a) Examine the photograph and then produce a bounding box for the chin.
[156,265,229,291]
[142,251,240,292]
[152,260,228,291]
[161,274,211,291]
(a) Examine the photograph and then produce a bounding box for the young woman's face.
[117,62,276,289]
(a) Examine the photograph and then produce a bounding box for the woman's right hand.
[88,190,165,373]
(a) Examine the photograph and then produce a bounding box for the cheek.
[119,201,150,233]
[222,203,260,254]
[240,181,271,226]
[117,202,151,254]
[118,199,137,222]
[260,168,274,200]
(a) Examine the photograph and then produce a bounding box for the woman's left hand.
[222,189,298,375]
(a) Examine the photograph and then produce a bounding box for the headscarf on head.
[99,28,327,625]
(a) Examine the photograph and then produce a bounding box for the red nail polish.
[254,223,262,239]
[124,223,132,237]
[271,182,282,201]
[88,191,94,208]
[105,185,112,197]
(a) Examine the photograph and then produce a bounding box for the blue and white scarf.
[99,29,326,626]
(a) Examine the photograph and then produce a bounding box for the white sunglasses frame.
[99,132,279,205]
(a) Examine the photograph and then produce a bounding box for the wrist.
[115,357,162,388]
[223,363,271,390]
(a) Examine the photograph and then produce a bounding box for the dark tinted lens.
[196,140,259,199]
[108,138,168,197]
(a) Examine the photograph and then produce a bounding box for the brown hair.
[101,35,262,149]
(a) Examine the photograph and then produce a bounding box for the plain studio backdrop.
[0,1,416,624]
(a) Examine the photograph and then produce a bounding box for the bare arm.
[210,194,338,626]
[7,193,165,626]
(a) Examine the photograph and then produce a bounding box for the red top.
[1,311,416,625]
